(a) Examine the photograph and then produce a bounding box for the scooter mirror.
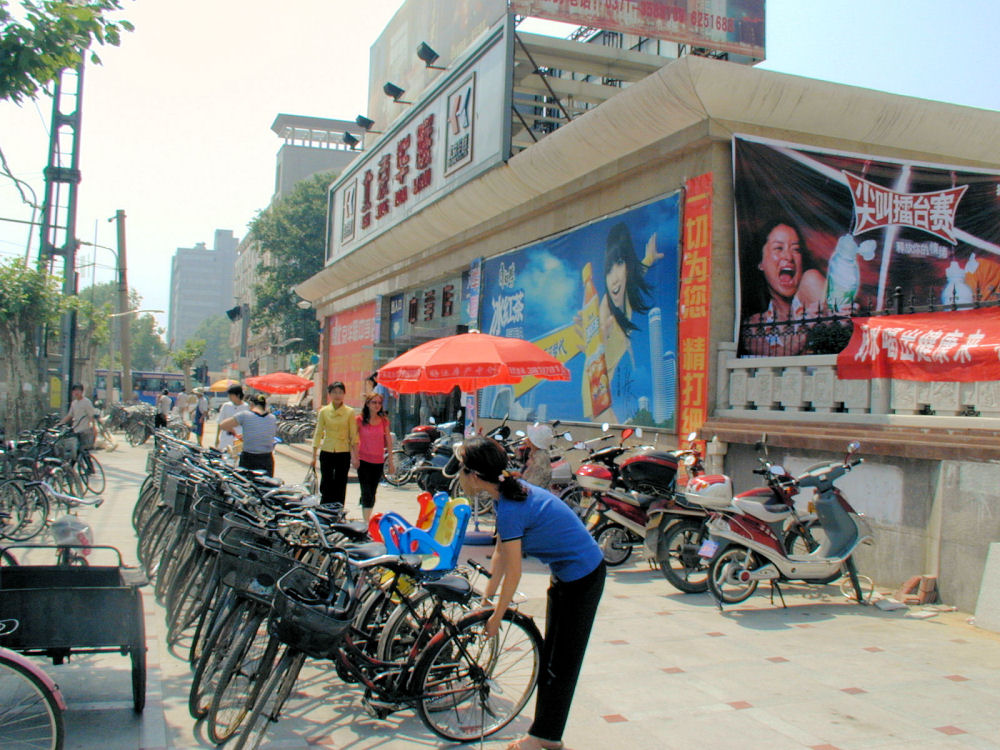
[562,432,573,441]
[515,430,525,437]
[601,422,610,432]
[847,440,861,454]
[687,431,697,442]
[621,428,635,441]
[573,441,587,451]
[770,464,785,476]
[428,416,436,425]
[634,427,643,438]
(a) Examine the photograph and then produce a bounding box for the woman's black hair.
[604,222,652,334]
[746,217,813,316]
[361,394,387,425]
[461,436,528,501]
[227,384,244,399]
[327,381,346,394]
[248,394,267,410]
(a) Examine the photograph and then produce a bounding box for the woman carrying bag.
[355,393,394,523]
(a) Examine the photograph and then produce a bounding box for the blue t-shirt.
[496,482,603,582]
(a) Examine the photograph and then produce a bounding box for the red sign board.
[837,307,1000,382]
[326,301,377,405]
[511,0,765,59]
[678,173,713,441]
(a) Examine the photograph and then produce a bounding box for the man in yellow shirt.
[311,382,359,507]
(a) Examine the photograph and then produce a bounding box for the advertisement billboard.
[511,0,765,60]
[326,301,378,405]
[733,135,1000,358]
[478,194,681,426]
[328,23,510,264]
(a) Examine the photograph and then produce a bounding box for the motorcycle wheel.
[559,486,589,521]
[384,451,415,487]
[784,520,842,585]
[593,522,633,567]
[708,546,760,604]
[657,519,710,593]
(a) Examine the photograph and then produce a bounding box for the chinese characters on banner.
[326,301,377,405]
[510,0,765,59]
[837,308,1000,382]
[678,174,712,442]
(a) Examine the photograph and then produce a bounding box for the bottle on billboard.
[581,262,612,417]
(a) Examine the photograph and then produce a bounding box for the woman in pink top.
[356,393,394,522]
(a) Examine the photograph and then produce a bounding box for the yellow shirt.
[312,403,359,453]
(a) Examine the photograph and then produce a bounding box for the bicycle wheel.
[188,597,252,720]
[208,607,276,743]
[657,519,710,593]
[2,482,48,542]
[0,652,65,750]
[383,451,415,486]
[377,589,472,663]
[80,453,105,495]
[232,647,305,750]
[415,608,542,742]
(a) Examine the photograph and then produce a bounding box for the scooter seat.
[733,497,792,523]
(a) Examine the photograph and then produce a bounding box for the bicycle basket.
[270,563,355,659]
[233,537,303,604]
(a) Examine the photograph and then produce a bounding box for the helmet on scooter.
[684,474,734,510]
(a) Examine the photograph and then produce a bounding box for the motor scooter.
[693,440,874,608]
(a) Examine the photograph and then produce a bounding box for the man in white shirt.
[59,383,97,453]
[155,389,172,429]
[215,384,248,453]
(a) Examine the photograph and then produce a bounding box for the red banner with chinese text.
[837,307,1000,382]
[326,301,377,406]
[678,174,713,441]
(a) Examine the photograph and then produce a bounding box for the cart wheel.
[131,591,147,713]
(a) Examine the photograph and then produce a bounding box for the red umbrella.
[377,332,570,394]
[245,372,315,394]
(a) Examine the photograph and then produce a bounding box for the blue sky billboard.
[478,193,680,426]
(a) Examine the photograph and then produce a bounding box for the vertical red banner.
[326,301,377,407]
[678,173,713,444]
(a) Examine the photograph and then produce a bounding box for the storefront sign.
[511,0,765,60]
[733,135,1000,358]
[678,173,712,440]
[389,273,466,342]
[478,194,681,426]
[327,24,509,264]
[837,307,1000,382]
[326,301,377,405]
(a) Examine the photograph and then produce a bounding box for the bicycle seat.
[345,541,388,560]
[330,522,369,542]
[421,574,473,604]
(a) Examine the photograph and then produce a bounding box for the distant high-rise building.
[648,307,675,423]
[168,229,239,349]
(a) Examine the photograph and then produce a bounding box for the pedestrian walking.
[215,384,248,455]
[521,422,554,490]
[155,389,172,429]
[310,382,359,508]
[220,394,277,476]
[355,392,394,523]
[190,387,209,447]
[457,436,606,750]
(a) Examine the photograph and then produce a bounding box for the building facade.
[167,228,239,350]
[299,18,1000,610]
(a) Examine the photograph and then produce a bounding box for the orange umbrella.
[208,378,240,392]
[377,331,570,394]
[245,372,315,394]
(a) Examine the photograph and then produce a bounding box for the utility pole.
[111,210,132,402]
[38,64,85,410]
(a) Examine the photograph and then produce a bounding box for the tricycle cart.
[0,544,148,712]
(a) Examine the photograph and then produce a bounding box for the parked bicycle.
[0,618,67,750]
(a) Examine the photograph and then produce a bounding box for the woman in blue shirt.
[458,436,605,750]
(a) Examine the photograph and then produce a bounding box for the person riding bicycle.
[58,383,97,457]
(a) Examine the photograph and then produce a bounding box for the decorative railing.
[716,343,1000,423]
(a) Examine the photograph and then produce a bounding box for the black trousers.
[239,451,274,477]
[319,450,351,506]
[356,460,384,509]
[530,560,606,743]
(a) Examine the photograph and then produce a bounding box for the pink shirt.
[357,418,389,464]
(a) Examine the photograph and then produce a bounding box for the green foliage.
[0,0,134,102]
[172,338,206,373]
[249,170,335,354]
[806,320,854,355]
[0,258,62,433]
[190,314,233,371]
[79,280,167,369]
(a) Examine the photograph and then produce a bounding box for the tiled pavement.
[20,429,1000,749]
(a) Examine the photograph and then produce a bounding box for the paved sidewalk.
[19,432,1000,749]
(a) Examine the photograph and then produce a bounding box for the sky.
[1,0,998,337]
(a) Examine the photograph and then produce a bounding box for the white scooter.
[692,441,874,608]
